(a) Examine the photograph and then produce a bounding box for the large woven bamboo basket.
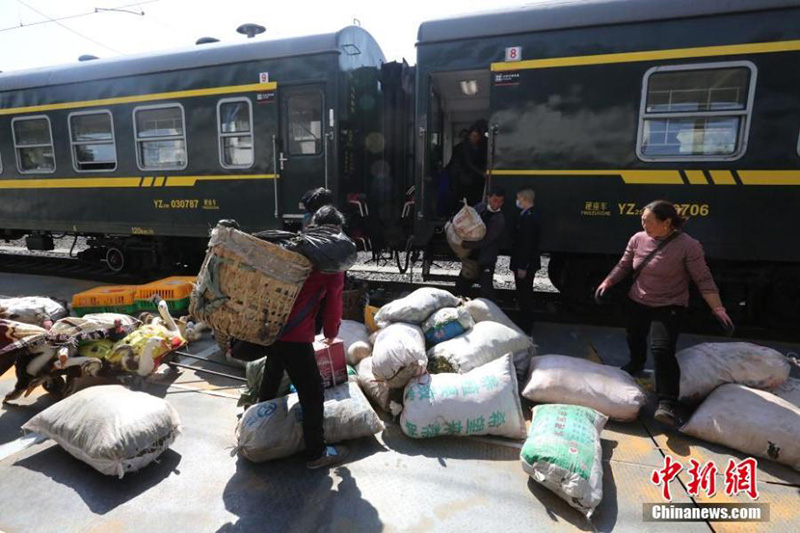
[189,225,312,346]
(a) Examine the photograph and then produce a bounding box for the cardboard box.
[313,337,348,389]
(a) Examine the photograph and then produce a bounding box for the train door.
[423,70,491,220]
[278,85,327,221]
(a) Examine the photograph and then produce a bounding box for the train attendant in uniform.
[455,186,506,301]
[510,188,540,335]
[595,200,734,428]
[255,206,348,469]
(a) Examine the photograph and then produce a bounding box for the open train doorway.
[424,69,491,221]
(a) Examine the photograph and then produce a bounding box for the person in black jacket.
[455,186,506,301]
[510,188,540,334]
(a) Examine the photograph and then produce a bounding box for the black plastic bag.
[288,225,357,273]
[251,229,297,246]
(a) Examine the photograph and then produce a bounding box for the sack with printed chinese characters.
[520,404,607,517]
[399,354,526,440]
[681,383,800,471]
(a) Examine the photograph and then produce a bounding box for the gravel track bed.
[0,239,558,293]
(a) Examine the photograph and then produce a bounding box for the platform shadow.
[0,394,57,445]
[14,445,181,514]
[379,420,521,463]
[218,447,383,533]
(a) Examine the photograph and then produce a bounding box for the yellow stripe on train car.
[0,174,277,189]
[491,40,800,71]
[491,170,684,184]
[0,82,278,116]
[491,169,800,185]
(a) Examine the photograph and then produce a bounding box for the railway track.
[0,252,154,284]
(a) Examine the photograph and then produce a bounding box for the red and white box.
[313,337,348,389]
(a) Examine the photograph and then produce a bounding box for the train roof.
[418,0,800,44]
[0,26,381,92]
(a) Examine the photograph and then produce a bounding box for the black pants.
[514,270,536,331]
[258,340,327,460]
[625,300,684,402]
[455,265,496,301]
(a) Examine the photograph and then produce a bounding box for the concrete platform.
[0,273,798,532]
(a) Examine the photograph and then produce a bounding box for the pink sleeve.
[605,234,637,285]
[322,273,345,339]
[685,239,718,294]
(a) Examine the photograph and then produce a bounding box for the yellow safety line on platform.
[0,174,276,189]
[491,40,800,71]
[0,82,278,116]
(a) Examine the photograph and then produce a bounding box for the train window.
[217,98,254,168]
[133,104,188,170]
[68,111,117,172]
[12,115,55,174]
[288,94,322,155]
[637,62,756,161]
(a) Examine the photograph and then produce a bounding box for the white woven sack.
[463,298,525,335]
[339,320,372,366]
[236,382,384,463]
[371,323,427,388]
[22,385,181,478]
[771,377,800,408]
[445,222,471,259]
[428,321,533,374]
[355,357,397,412]
[678,342,790,403]
[0,296,68,326]
[681,384,800,471]
[451,203,486,241]
[522,355,646,422]
[374,288,461,328]
[400,354,526,439]
[521,404,607,517]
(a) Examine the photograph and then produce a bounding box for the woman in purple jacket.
[595,200,734,427]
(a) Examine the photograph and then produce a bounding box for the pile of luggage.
[234,282,800,520]
[235,287,537,460]
[1,295,190,479]
[1,296,189,404]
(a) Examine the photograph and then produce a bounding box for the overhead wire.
[15,0,124,54]
[0,1,157,32]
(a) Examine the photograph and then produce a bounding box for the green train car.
[0,26,410,271]
[414,0,800,322]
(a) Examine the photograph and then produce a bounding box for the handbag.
[598,231,681,305]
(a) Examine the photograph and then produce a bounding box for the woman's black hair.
[644,199,685,229]
[301,187,334,214]
[311,205,346,227]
